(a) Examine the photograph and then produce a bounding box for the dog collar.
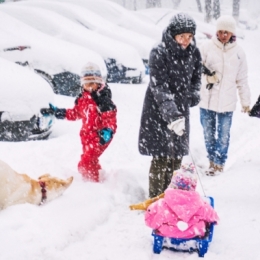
[39,181,47,205]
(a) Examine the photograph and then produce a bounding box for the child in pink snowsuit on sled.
[145,163,219,239]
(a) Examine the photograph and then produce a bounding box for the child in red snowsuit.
[41,62,117,182]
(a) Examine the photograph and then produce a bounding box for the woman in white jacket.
[199,15,251,175]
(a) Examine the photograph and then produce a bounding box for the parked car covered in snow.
[34,0,162,42]
[13,0,155,74]
[0,3,145,84]
[0,11,107,97]
[0,57,54,142]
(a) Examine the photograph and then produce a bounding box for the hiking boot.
[206,162,224,176]
[206,161,215,176]
[209,161,214,169]
[214,164,224,173]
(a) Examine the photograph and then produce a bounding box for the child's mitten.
[99,128,113,145]
[40,103,66,119]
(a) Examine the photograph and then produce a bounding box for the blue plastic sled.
[152,197,215,258]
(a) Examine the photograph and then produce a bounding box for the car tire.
[131,74,142,84]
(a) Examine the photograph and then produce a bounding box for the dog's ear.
[52,176,73,187]
[66,176,73,186]
[38,173,51,180]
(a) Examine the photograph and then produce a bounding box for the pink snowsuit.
[145,189,219,239]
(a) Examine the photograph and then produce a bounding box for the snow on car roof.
[0,57,54,118]
[31,0,162,41]
[16,0,156,61]
[0,4,145,71]
[0,10,107,77]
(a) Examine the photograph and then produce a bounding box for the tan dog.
[0,160,73,210]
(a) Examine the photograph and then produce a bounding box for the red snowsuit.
[65,84,117,182]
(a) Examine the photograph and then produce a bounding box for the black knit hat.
[167,13,196,38]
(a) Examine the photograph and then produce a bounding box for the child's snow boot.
[78,164,99,182]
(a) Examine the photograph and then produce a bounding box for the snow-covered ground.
[1,13,260,260]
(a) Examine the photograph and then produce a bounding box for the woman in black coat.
[138,13,202,198]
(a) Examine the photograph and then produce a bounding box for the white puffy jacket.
[199,36,250,112]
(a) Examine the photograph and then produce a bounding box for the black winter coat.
[138,31,202,158]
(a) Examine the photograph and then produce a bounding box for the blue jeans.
[200,108,233,166]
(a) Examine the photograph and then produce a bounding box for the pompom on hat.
[80,62,104,85]
[167,13,196,38]
[216,15,237,34]
[169,163,197,191]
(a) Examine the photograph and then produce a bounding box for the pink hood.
[145,189,219,239]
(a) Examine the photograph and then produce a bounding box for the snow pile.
[0,57,53,117]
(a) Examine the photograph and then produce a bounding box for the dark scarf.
[162,30,197,59]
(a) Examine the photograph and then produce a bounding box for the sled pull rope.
[183,135,206,196]
[187,143,207,197]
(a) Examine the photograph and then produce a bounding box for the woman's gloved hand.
[167,117,185,136]
[202,64,219,89]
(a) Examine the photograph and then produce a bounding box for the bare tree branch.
[213,0,221,19]
[196,0,203,13]
[205,0,212,23]
[233,0,240,22]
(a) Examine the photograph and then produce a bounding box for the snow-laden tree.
[196,0,203,13]
[233,0,240,22]
[213,0,221,19]
[172,0,181,9]
[205,0,221,22]
[146,0,161,8]
[205,0,212,23]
